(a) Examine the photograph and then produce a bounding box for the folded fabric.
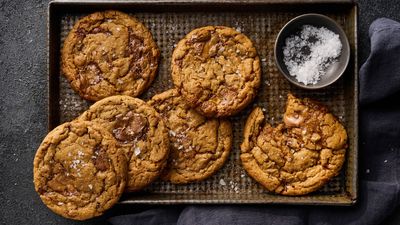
[109,18,400,225]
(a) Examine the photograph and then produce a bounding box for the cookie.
[62,10,160,101]
[79,95,169,192]
[33,120,127,220]
[171,26,261,117]
[240,94,347,195]
[148,89,232,184]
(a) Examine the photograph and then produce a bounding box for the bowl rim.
[274,13,351,90]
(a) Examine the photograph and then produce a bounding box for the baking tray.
[48,0,358,205]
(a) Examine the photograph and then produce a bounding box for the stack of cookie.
[33,10,348,221]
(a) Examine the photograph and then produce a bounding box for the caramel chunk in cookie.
[62,10,160,101]
[240,94,347,195]
[171,26,261,117]
[149,89,232,184]
[79,96,169,192]
[33,121,127,220]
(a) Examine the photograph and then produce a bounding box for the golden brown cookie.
[62,10,160,101]
[240,94,347,195]
[79,95,169,192]
[171,26,261,117]
[33,120,127,220]
[148,89,232,184]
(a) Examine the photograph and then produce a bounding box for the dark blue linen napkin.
[109,18,400,225]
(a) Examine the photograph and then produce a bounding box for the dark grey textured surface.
[0,0,398,224]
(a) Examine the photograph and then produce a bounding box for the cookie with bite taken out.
[240,94,347,195]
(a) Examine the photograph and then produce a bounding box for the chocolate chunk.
[113,111,148,142]
[92,145,109,171]
[127,29,144,59]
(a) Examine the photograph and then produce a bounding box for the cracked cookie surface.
[171,26,261,117]
[62,10,160,101]
[33,120,127,220]
[149,89,232,184]
[240,94,347,195]
[79,95,169,192]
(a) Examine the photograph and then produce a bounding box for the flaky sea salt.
[283,25,342,85]
[219,179,226,186]
[134,147,141,156]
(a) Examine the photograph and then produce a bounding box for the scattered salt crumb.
[236,49,240,54]
[77,151,84,158]
[173,44,177,48]
[236,27,242,32]
[219,179,226,186]
[169,130,176,137]
[57,202,64,206]
[134,147,141,156]
[279,95,283,99]
[261,108,266,112]
[261,58,267,62]
[70,159,81,169]
[283,25,342,85]
[240,174,245,178]
[264,80,271,86]
[384,160,388,163]
[88,184,93,190]
[366,169,370,174]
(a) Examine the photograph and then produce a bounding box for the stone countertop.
[0,0,399,224]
